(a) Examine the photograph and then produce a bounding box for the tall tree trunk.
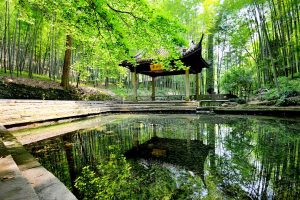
[206,34,214,94]
[16,20,21,76]
[38,28,42,74]
[20,24,30,73]
[42,35,50,75]
[105,77,109,88]
[11,12,18,75]
[3,0,8,73]
[61,35,72,89]
[28,22,38,79]
[255,2,280,93]
[7,0,12,77]
[76,72,81,88]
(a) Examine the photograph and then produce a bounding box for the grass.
[0,69,56,82]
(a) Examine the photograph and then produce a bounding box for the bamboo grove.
[218,0,300,96]
[0,0,299,97]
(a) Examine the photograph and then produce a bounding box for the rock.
[222,102,238,107]
[276,96,300,106]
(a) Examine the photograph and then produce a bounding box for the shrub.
[236,98,246,104]
[221,66,254,97]
[263,76,300,101]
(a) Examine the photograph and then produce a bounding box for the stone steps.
[0,127,77,200]
[0,100,198,127]
[196,106,216,114]
[0,136,39,200]
[0,154,39,200]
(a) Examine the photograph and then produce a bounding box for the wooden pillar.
[185,68,190,101]
[195,73,200,100]
[151,76,155,101]
[132,70,138,102]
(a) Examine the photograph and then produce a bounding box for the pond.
[24,114,300,200]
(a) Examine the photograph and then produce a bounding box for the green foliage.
[109,87,129,99]
[2,0,299,95]
[75,146,203,200]
[262,88,278,101]
[75,146,133,200]
[2,0,189,89]
[262,76,300,105]
[221,66,254,97]
[263,76,300,100]
[173,60,186,70]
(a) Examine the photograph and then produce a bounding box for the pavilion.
[120,35,209,101]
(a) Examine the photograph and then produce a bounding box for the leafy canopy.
[19,0,188,63]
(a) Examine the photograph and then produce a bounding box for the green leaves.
[15,0,189,81]
[75,145,204,200]
[75,146,133,200]
[221,65,254,95]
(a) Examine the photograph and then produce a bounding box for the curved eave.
[119,39,209,77]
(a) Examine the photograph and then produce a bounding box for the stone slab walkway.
[0,99,198,127]
[1,125,77,200]
[0,155,39,200]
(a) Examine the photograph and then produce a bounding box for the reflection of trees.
[254,121,300,199]
[207,123,216,174]
[213,118,300,199]
[206,118,254,199]
[25,137,73,189]
[25,115,300,199]
[62,133,79,196]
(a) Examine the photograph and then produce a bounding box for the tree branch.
[106,3,146,21]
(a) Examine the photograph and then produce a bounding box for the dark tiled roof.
[120,35,209,77]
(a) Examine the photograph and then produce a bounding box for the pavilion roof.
[125,136,211,183]
[120,36,209,77]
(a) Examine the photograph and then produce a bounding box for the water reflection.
[25,114,300,199]
[126,137,211,188]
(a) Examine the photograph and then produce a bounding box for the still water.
[25,114,300,199]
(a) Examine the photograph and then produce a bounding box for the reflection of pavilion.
[125,136,212,185]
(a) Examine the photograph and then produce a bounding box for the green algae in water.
[25,114,300,199]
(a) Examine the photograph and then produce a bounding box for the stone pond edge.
[1,101,300,199]
[0,125,77,200]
